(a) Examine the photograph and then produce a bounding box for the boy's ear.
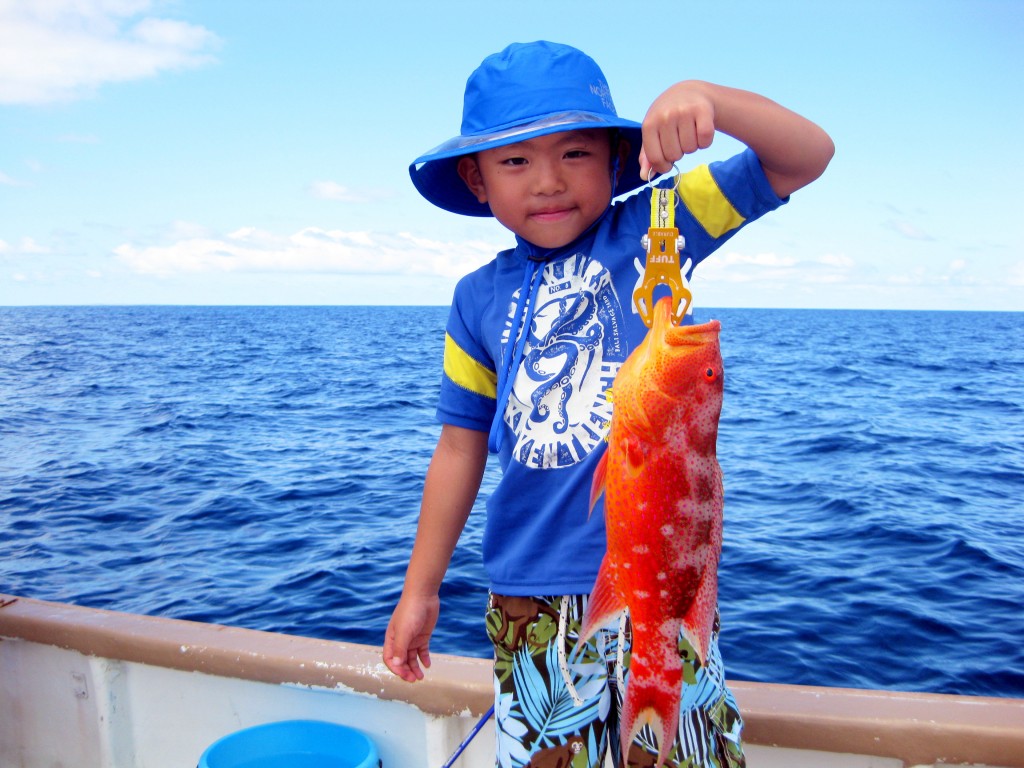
[457,156,488,203]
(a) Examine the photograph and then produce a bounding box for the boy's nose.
[531,160,566,195]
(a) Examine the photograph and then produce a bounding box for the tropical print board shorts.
[486,593,745,768]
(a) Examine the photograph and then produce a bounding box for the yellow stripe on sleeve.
[677,165,746,238]
[444,333,497,400]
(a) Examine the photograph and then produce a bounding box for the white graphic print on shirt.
[501,253,628,469]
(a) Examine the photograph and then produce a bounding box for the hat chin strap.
[609,131,628,202]
[607,151,622,206]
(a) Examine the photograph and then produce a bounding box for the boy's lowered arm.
[639,80,835,199]
[384,424,488,682]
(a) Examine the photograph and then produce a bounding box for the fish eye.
[704,367,718,381]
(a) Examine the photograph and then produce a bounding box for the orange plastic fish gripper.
[633,181,692,328]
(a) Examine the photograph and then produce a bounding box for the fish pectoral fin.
[680,567,719,666]
[579,555,624,644]
[588,450,608,518]
[623,436,645,473]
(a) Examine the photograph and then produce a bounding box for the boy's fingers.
[638,150,651,180]
[384,640,431,682]
[406,649,428,681]
[638,147,674,179]
[387,655,418,683]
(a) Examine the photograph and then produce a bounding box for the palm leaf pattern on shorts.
[510,641,604,751]
[495,688,533,768]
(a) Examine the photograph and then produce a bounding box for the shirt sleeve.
[674,148,787,268]
[435,271,497,432]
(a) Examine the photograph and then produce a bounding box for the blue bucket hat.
[409,41,645,217]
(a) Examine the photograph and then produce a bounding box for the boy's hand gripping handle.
[633,185,692,327]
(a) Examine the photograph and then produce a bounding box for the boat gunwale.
[2,593,1023,767]
[0,592,491,718]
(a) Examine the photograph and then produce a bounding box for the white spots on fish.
[675,497,695,517]
[657,619,680,642]
[632,544,650,555]
[660,524,675,537]
[674,549,697,574]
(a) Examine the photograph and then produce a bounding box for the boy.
[384,41,833,768]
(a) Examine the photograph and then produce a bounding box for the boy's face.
[458,129,626,249]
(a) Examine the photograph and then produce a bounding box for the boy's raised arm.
[383,424,488,682]
[639,80,834,199]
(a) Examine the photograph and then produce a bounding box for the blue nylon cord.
[487,258,542,454]
[439,705,495,768]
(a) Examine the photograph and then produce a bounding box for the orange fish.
[581,296,725,766]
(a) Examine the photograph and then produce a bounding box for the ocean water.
[1,305,1022,699]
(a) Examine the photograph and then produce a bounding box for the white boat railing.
[2,593,1022,768]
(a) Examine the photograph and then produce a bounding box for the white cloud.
[166,220,213,240]
[886,268,929,286]
[0,0,220,104]
[818,253,855,268]
[693,251,799,283]
[0,170,25,186]
[691,250,860,290]
[883,263,995,288]
[0,236,50,254]
[714,252,798,269]
[114,226,499,280]
[1009,262,1024,287]
[883,219,934,241]
[309,181,361,202]
[307,180,392,203]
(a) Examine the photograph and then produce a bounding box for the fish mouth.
[650,297,720,347]
[663,319,721,347]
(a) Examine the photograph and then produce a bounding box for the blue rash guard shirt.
[438,148,785,596]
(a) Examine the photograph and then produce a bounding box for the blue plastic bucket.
[197,720,379,768]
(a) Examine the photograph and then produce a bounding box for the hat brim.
[409,111,645,217]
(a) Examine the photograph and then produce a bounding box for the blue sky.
[1,0,1021,310]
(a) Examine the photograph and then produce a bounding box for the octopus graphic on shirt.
[500,252,628,470]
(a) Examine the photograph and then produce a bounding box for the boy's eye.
[565,150,590,159]
[501,156,528,166]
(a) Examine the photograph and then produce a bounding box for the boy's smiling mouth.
[529,206,575,222]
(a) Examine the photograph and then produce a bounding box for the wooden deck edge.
[3,593,1023,766]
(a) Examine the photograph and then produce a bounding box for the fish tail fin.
[621,647,682,767]
[588,450,608,519]
[579,555,623,644]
